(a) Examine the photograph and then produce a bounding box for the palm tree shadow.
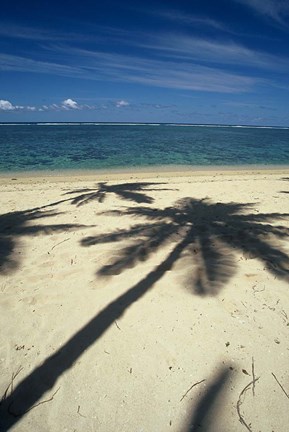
[63,181,174,205]
[0,208,85,275]
[39,182,174,209]
[184,366,231,432]
[1,197,289,430]
[82,197,289,295]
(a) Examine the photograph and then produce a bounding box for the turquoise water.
[0,123,288,172]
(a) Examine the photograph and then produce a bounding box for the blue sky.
[1,0,289,125]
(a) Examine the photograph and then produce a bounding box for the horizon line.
[0,121,289,129]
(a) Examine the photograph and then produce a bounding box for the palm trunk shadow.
[185,367,231,432]
[0,236,189,431]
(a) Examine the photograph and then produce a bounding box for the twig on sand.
[1,367,23,404]
[271,373,289,400]
[180,379,206,402]
[237,377,260,432]
[49,238,70,252]
[252,285,265,294]
[252,357,256,397]
[115,320,121,330]
[77,405,87,418]
[7,387,60,417]
[281,310,288,323]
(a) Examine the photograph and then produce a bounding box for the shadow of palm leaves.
[40,182,173,209]
[82,197,289,295]
[63,181,173,205]
[0,208,85,274]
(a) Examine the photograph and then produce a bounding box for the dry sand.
[0,168,289,431]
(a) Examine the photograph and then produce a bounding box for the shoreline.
[0,164,289,184]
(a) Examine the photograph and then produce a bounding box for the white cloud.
[233,0,289,23]
[39,100,98,111]
[134,33,289,71]
[77,47,260,92]
[0,99,15,110]
[154,10,227,31]
[62,98,79,109]
[0,42,263,94]
[0,99,38,112]
[0,23,90,43]
[116,100,129,108]
[47,36,289,93]
[0,98,96,112]
[2,23,289,97]
[0,53,84,79]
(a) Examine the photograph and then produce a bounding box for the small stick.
[50,238,70,252]
[252,286,265,294]
[252,357,256,397]
[1,367,23,404]
[11,367,24,396]
[8,387,60,417]
[237,377,260,432]
[115,320,121,330]
[77,405,86,418]
[180,379,205,402]
[271,373,289,400]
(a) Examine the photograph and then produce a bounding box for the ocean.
[0,123,288,172]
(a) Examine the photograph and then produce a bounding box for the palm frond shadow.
[0,181,169,274]
[63,181,174,205]
[184,366,231,432]
[39,182,174,209]
[82,197,289,295]
[0,208,85,274]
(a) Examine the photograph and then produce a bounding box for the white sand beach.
[0,168,289,431]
